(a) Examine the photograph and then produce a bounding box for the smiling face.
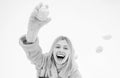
[53,39,71,65]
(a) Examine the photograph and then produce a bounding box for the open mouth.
[56,55,65,60]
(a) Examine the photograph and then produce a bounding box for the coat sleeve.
[19,34,45,68]
[70,70,82,78]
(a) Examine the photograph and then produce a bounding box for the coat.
[19,34,82,78]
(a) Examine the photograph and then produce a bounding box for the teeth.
[56,52,66,60]
[57,54,65,57]
[57,56,65,57]
[57,55,65,57]
[56,55,65,60]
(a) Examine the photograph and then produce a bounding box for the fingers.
[45,5,49,9]
[35,3,49,12]
[45,17,51,23]
[38,17,51,26]
[31,3,48,17]
[35,3,43,11]
[29,3,51,25]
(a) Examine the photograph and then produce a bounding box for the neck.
[56,64,62,70]
[56,62,67,72]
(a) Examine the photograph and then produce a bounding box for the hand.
[28,3,51,31]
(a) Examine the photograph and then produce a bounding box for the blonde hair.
[47,35,78,77]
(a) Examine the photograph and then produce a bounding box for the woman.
[19,3,81,78]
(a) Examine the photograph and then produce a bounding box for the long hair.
[47,35,78,77]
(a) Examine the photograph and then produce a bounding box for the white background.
[1,0,120,78]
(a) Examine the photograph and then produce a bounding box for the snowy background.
[1,0,120,78]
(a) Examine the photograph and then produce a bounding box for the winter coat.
[19,34,81,78]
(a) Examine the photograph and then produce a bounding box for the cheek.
[53,49,61,55]
[65,53,69,58]
[53,50,58,57]
[65,51,70,57]
[53,51,56,56]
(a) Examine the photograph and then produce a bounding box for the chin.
[56,58,68,65]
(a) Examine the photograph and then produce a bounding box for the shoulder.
[35,52,50,69]
[70,69,82,78]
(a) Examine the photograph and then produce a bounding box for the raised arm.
[27,3,51,42]
[19,3,51,66]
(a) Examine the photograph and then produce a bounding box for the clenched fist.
[28,3,51,31]
[26,3,51,42]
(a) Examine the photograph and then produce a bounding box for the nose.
[58,51,62,53]
[57,47,65,53]
[58,51,65,55]
[60,47,65,51]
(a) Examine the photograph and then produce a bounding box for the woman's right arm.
[19,3,51,67]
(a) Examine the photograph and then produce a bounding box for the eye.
[56,45,60,49]
[64,47,68,50]
[63,46,68,50]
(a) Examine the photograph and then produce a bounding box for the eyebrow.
[63,45,68,47]
[56,44,60,46]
